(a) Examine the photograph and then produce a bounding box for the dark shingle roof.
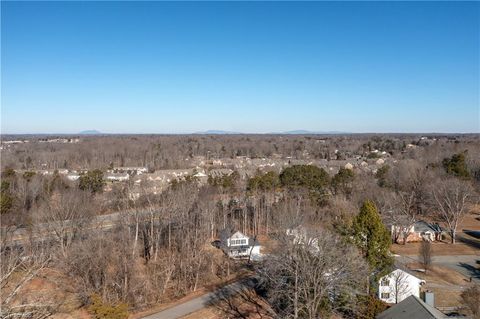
[376,295,446,319]
[414,221,443,233]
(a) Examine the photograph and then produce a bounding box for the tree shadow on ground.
[458,231,480,250]
[207,283,274,319]
[458,262,480,280]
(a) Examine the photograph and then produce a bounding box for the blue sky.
[1,1,479,134]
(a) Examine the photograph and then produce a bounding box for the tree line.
[1,136,479,318]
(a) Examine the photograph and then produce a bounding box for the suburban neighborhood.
[2,1,479,319]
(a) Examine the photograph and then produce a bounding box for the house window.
[381,279,390,286]
[231,239,247,246]
[381,293,390,299]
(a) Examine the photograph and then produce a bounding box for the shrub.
[442,152,470,178]
[356,294,388,319]
[87,294,128,319]
[79,169,105,193]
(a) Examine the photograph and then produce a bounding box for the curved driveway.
[142,280,251,319]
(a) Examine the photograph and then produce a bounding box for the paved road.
[142,279,252,319]
[396,254,480,282]
[2,210,158,246]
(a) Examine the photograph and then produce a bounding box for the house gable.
[376,295,445,319]
[378,269,425,304]
[228,231,250,246]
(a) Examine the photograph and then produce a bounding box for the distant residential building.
[193,171,207,178]
[106,173,130,182]
[108,167,148,175]
[66,173,80,181]
[2,140,27,145]
[219,229,261,258]
[391,221,443,243]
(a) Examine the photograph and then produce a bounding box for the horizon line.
[1,131,479,136]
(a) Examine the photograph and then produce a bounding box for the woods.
[1,134,479,318]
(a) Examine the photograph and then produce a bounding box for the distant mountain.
[79,130,102,135]
[275,130,349,135]
[193,129,348,135]
[194,130,242,135]
[282,130,315,134]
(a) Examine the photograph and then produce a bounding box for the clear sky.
[1,1,479,134]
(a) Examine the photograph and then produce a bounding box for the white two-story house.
[378,268,425,304]
[219,229,261,258]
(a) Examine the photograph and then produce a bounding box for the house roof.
[376,295,446,319]
[226,238,260,250]
[219,228,259,247]
[414,220,443,233]
[382,268,425,284]
[106,173,129,178]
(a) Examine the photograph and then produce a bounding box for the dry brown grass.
[402,264,471,308]
[429,288,462,308]
[392,240,479,256]
[7,268,82,316]
[462,211,480,230]
[406,264,468,285]
[51,309,91,319]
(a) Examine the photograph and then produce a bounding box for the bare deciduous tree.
[383,191,419,244]
[461,284,480,319]
[1,244,52,319]
[432,178,476,244]
[258,230,368,319]
[390,270,411,304]
[37,189,94,257]
[419,240,432,274]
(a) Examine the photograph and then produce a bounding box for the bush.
[442,152,470,179]
[1,168,16,179]
[375,165,390,187]
[0,181,14,214]
[331,168,355,195]
[247,171,280,192]
[280,165,329,190]
[79,169,105,193]
[356,294,388,319]
[87,294,129,319]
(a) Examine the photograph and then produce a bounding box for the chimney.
[422,290,435,307]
